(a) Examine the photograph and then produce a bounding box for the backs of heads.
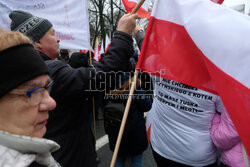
[68,52,89,68]
[60,49,69,58]
[86,50,95,59]
[100,53,105,60]
[59,49,69,62]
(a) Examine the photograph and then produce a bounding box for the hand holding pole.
[110,1,146,166]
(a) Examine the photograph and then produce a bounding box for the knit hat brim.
[9,10,53,42]
[0,44,49,98]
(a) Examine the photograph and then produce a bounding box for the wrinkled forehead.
[18,75,51,88]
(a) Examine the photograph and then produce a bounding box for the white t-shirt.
[147,77,224,166]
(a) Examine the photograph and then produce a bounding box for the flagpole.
[89,50,93,67]
[110,1,145,166]
[88,50,96,141]
[110,70,139,167]
[131,0,145,14]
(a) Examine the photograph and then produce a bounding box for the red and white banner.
[122,0,150,18]
[137,0,250,154]
[0,0,90,50]
[100,34,111,54]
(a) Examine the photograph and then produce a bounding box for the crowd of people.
[0,6,249,167]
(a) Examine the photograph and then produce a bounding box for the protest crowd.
[0,0,249,167]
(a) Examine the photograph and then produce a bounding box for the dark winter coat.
[104,70,152,157]
[41,31,134,167]
[105,88,152,157]
[105,30,152,157]
[134,30,145,49]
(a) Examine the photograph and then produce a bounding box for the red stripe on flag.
[210,0,224,4]
[203,55,250,155]
[137,17,217,94]
[147,124,152,143]
[122,0,150,18]
[104,43,111,54]
[80,50,87,53]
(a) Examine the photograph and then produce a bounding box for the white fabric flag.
[100,34,111,54]
[94,38,100,61]
[0,0,90,50]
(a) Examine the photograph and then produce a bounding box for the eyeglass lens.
[29,88,45,106]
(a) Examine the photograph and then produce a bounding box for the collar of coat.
[0,130,61,167]
[0,130,59,154]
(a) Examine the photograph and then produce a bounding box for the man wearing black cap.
[9,11,59,60]
[9,10,138,167]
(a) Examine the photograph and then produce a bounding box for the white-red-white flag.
[137,0,250,154]
[100,34,111,54]
[122,0,150,18]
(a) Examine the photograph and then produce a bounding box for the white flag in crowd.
[100,34,111,54]
[0,0,90,50]
[94,38,100,61]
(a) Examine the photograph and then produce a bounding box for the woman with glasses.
[0,30,60,166]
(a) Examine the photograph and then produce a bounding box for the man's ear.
[33,41,42,51]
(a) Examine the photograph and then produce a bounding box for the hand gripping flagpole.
[110,1,145,167]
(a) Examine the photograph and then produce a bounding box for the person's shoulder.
[45,60,71,74]
[45,59,66,66]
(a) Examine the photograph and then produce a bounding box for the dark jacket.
[29,162,46,167]
[104,70,152,156]
[135,30,145,49]
[42,31,134,167]
[105,31,152,156]
[105,87,152,157]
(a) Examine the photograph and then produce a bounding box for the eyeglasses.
[9,81,53,106]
